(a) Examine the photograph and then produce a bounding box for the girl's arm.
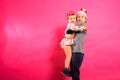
[67,23,76,31]
[76,25,87,31]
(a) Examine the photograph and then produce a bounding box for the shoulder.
[67,23,75,27]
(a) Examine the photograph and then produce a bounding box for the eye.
[70,18,72,20]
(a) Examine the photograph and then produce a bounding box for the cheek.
[80,18,82,20]
[68,19,71,22]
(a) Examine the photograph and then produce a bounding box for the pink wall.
[0,0,120,80]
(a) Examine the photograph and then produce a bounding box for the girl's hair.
[66,11,76,20]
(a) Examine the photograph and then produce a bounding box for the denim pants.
[70,52,84,80]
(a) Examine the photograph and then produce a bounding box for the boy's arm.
[65,34,74,39]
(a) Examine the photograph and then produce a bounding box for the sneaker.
[61,67,71,77]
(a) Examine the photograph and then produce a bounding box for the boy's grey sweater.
[72,22,86,54]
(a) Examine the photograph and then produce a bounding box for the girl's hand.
[75,26,80,31]
[83,25,87,30]
[79,25,87,31]
[76,26,84,31]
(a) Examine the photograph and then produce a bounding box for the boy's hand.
[65,34,74,39]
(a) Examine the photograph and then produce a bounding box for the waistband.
[72,52,84,54]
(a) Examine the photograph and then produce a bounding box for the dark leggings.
[70,52,84,80]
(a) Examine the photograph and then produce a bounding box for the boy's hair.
[66,29,74,34]
[66,11,76,20]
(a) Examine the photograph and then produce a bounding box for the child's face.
[77,13,86,23]
[68,15,76,23]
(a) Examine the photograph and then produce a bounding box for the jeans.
[70,52,84,80]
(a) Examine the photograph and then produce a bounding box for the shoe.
[61,67,71,77]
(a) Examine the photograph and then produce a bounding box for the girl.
[60,11,76,76]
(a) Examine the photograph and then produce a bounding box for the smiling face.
[77,13,87,23]
[66,11,76,24]
[67,15,76,23]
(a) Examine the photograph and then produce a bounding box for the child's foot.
[61,67,71,77]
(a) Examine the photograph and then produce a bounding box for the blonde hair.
[66,11,76,20]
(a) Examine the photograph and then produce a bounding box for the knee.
[67,54,72,59]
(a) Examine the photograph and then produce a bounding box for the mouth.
[71,21,74,23]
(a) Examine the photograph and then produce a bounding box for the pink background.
[0,0,120,80]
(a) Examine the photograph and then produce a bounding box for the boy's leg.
[70,52,84,80]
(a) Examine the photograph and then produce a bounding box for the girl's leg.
[62,45,72,68]
[61,45,72,77]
